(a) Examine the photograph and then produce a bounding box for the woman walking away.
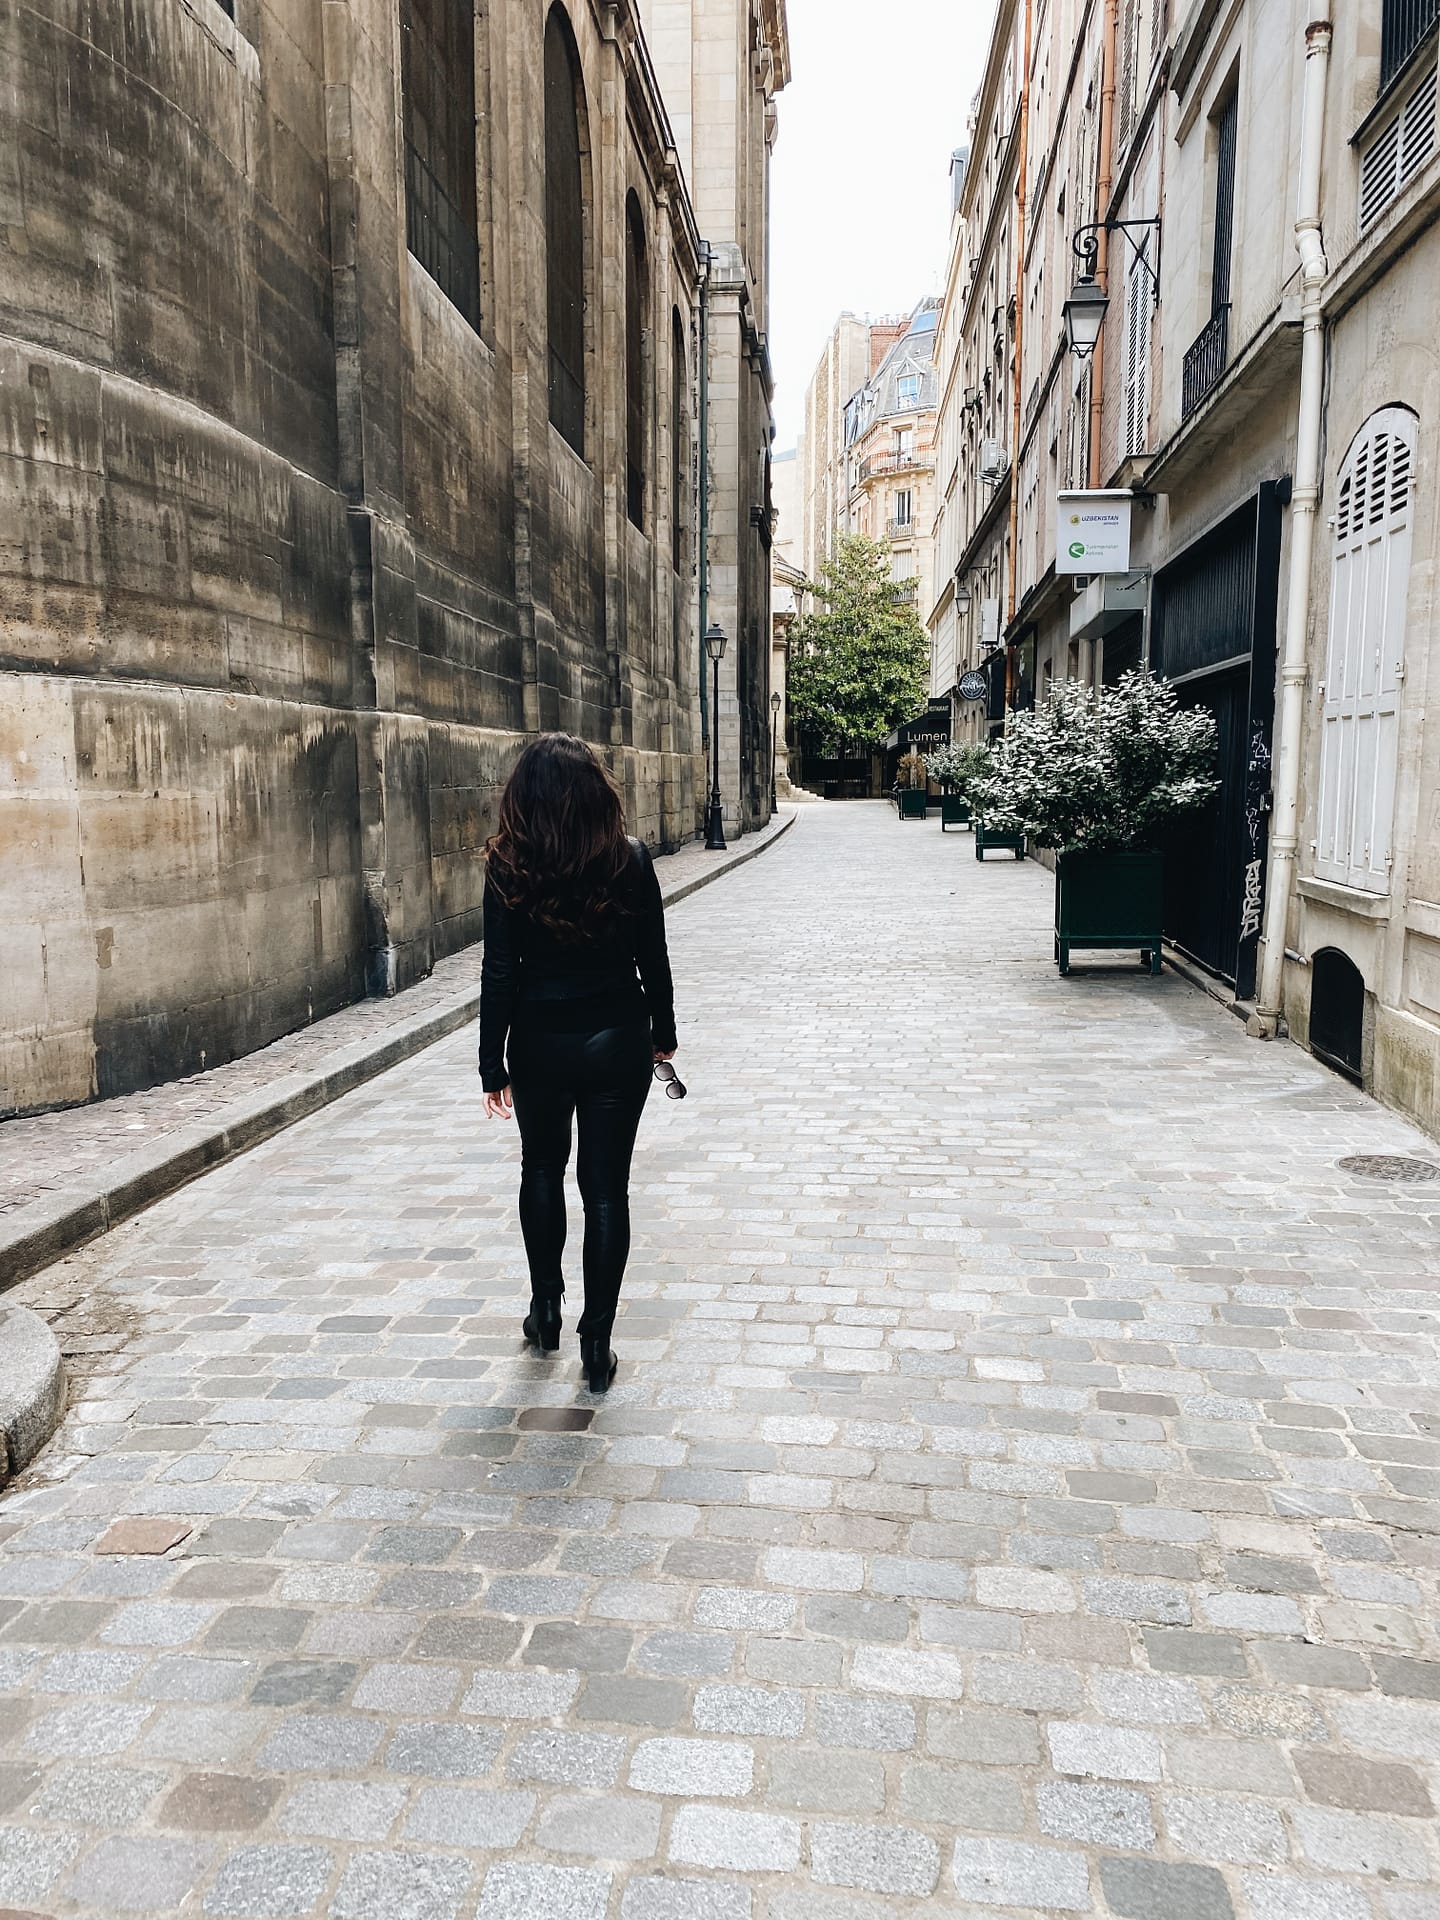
[479,734,678,1391]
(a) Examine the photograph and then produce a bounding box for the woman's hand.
[654,1047,677,1063]
[483,1086,514,1120]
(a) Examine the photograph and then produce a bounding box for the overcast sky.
[769,0,990,451]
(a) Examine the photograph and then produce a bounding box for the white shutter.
[1123,249,1150,457]
[1315,407,1415,892]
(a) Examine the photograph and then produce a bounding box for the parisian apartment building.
[927,0,1440,1145]
[0,0,788,1116]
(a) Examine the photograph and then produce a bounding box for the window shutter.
[1315,408,1416,892]
[1360,61,1437,231]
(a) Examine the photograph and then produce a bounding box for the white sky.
[769,0,990,450]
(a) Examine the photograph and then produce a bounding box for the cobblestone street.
[6,801,1440,1920]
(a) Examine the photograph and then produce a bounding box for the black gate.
[1151,485,1283,993]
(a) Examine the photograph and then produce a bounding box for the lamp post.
[704,622,728,851]
[1062,218,1161,361]
[770,690,782,813]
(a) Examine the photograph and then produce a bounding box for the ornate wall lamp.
[1062,218,1161,359]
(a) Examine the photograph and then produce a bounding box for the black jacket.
[478,838,677,1091]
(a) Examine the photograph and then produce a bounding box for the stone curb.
[0,811,797,1292]
[0,1305,66,1486]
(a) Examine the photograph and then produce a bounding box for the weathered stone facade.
[0,0,759,1115]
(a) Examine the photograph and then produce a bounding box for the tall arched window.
[671,308,687,573]
[1315,406,1416,893]
[545,7,587,456]
[625,194,648,530]
[401,0,480,328]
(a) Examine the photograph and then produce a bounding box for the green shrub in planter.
[972,673,1217,972]
[939,794,971,829]
[926,742,992,835]
[897,787,928,819]
[975,820,1027,860]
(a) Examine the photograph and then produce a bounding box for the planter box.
[975,820,1026,860]
[897,788,928,820]
[940,795,972,831]
[1055,849,1164,975]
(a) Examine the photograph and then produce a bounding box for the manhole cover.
[1337,1154,1440,1183]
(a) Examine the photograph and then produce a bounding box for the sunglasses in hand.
[653,1060,687,1100]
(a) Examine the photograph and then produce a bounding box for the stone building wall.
[0,0,708,1114]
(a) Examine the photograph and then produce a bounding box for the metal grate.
[1382,0,1440,93]
[1181,305,1230,418]
[1360,61,1437,231]
[1337,1154,1440,1182]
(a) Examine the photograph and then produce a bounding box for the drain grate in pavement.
[1337,1153,1440,1182]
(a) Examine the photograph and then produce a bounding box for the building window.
[893,489,913,527]
[1315,406,1415,893]
[671,308,687,573]
[1211,85,1238,314]
[1123,246,1150,457]
[1382,0,1440,95]
[545,6,587,456]
[897,374,921,409]
[401,0,481,329]
[625,193,648,530]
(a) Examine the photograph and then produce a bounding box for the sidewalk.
[0,812,794,1289]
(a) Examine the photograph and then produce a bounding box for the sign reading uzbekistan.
[1055,490,1132,575]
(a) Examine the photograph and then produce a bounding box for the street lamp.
[704,622,728,851]
[1062,218,1161,361]
[770,690,782,813]
[955,573,973,615]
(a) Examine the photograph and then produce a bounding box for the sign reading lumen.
[1056,490,1132,575]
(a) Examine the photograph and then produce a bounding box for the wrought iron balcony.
[859,449,935,480]
[1182,305,1230,419]
[885,517,916,539]
[1383,0,1440,93]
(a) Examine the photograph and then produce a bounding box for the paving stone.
[1143,1629,1248,1677]
[404,1787,536,1848]
[535,1791,663,1858]
[926,1706,1042,1767]
[278,1781,408,1841]
[814,1693,916,1751]
[620,1877,751,1920]
[333,1848,474,1920]
[384,1721,505,1779]
[1038,1780,1156,1849]
[1047,1721,1163,1783]
[160,1771,281,1832]
[526,1623,634,1673]
[203,1844,333,1916]
[476,1861,610,1920]
[65,1835,213,1912]
[850,1644,964,1699]
[762,1548,863,1592]
[1293,1805,1429,1879]
[94,1518,193,1555]
[250,1660,358,1708]
[694,1683,804,1735]
[952,1835,1091,1910]
[576,1675,687,1728]
[461,1669,580,1718]
[805,1596,909,1642]
[1239,1873,1372,1920]
[695,1589,795,1631]
[0,1827,81,1906]
[669,1806,801,1872]
[630,1737,754,1798]
[744,1637,840,1685]
[1164,1793,1289,1863]
[22,1700,151,1758]
[507,1729,626,1788]
[1295,1749,1434,1815]
[901,1761,1025,1831]
[1100,1856,1235,1920]
[767,1747,886,1815]
[810,1821,939,1896]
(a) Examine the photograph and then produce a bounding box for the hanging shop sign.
[958,670,989,702]
[1056,489,1133,575]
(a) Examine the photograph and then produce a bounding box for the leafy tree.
[787,535,931,755]
[973,671,1218,852]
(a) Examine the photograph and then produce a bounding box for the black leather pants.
[507,1018,653,1341]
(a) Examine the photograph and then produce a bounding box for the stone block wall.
[0,0,705,1114]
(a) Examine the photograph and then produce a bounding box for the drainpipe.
[1255,8,1333,1033]
[1005,0,1034,717]
[697,242,712,753]
[1088,0,1120,488]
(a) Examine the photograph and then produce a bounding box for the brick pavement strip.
[2,801,1440,1916]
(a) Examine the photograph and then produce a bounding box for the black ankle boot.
[523,1290,564,1352]
[580,1335,618,1392]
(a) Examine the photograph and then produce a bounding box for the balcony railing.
[885,518,916,539]
[1182,305,1230,419]
[860,449,935,480]
[1383,0,1440,92]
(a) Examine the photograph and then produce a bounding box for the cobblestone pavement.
[0,817,787,1223]
[4,801,1440,1920]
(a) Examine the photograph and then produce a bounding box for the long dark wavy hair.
[484,734,633,942]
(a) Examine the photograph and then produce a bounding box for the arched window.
[1315,406,1416,892]
[545,7,587,456]
[401,0,480,328]
[671,308,687,573]
[626,194,648,530]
